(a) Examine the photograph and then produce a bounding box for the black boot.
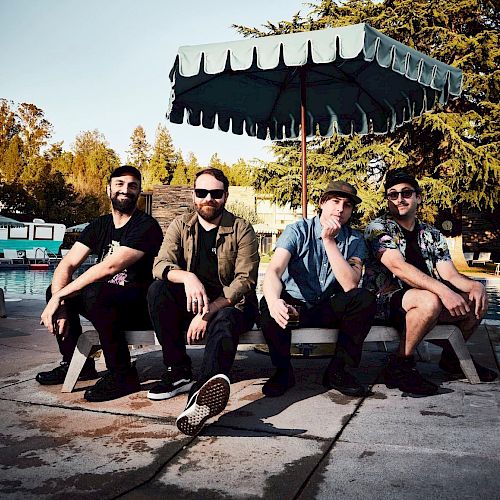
[36,360,98,385]
[383,354,438,396]
[84,365,140,402]
[262,366,295,397]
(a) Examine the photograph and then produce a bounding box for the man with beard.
[38,165,163,402]
[363,169,495,396]
[147,168,259,435]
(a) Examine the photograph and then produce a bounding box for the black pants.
[47,282,152,374]
[259,288,377,370]
[147,280,256,384]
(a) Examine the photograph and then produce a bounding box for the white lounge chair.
[471,252,492,266]
[3,249,25,264]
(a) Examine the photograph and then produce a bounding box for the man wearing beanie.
[260,180,377,398]
[364,169,496,396]
[38,165,163,402]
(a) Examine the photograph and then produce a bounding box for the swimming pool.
[0,269,499,322]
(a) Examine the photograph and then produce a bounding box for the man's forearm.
[391,260,448,294]
[52,260,121,301]
[50,264,77,295]
[323,239,360,291]
[263,271,284,303]
[167,269,194,284]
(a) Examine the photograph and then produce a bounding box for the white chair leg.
[61,330,100,393]
[447,329,480,384]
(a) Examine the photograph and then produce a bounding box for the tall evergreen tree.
[171,152,200,186]
[17,102,53,162]
[127,125,151,172]
[235,0,499,224]
[147,124,176,186]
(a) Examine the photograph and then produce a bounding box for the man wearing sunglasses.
[147,168,259,435]
[364,169,495,396]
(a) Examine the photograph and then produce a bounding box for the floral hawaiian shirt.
[363,213,452,320]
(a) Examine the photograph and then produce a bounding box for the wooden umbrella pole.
[300,67,307,219]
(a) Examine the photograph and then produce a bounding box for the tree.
[1,135,24,182]
[0,182,36,216]
[235,0,499,226]
[17,102,53,161]
[146,124,177,187]
[171,152,200,186]
[226,200,262,224]
[71,130,120,209]
[0,99,20,159]
[127,125,151,171]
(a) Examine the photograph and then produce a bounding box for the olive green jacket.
[153,209,260,310]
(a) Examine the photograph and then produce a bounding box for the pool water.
[0,269,498,322]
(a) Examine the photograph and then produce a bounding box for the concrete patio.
[0,296,499,499]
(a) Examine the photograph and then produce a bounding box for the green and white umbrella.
[168,23,462,216]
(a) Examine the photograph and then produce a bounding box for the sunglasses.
[386,189,416,201]
[194,188,225,200]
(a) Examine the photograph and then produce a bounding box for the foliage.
[235,0,499,223]
[171,152,200,186]
[127,125,151,171]
[226,200,263,224]
[146,124,177,188]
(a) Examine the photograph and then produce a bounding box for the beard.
[110,192,138,214]
[195,202,224,222]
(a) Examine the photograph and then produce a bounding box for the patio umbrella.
[0,215,25,228]
[167,23,462,217]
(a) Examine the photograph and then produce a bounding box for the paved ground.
[0,296,499,499]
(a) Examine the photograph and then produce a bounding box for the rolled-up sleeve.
[222,222,260,305]
[152,219,184,280]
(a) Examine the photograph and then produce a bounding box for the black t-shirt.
[78,210,163,287]
[400,223,430,289]
[195,225,222,301]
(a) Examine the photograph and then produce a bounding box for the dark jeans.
[259,288,377,370]
[147,280,257,384]
[46,282,152,374]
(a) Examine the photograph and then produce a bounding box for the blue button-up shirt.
[277,216,367,306]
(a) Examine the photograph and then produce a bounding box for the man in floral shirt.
[364,170,496,395]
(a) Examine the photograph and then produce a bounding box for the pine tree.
[235,0,499,222]
[127,125,151,172]
[171,152,200,186]
[147,124,176,186]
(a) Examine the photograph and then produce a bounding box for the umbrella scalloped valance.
[168,23,462,140]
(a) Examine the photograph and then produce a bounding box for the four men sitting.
[38,166,496,435]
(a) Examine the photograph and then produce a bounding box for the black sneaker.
[36,361,99,386]
[147,365,194,401]
[176,374,230,436]
[84,366,141,402]
[323,367,367,397]
[262,367,295,397]
[439,351,497,382]
[383,354,438,396]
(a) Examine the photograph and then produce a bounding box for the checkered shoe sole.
[176,374,230,436]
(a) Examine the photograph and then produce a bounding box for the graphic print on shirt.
[103,240,127,286]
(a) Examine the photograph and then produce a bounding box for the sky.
[0,0,307,166]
